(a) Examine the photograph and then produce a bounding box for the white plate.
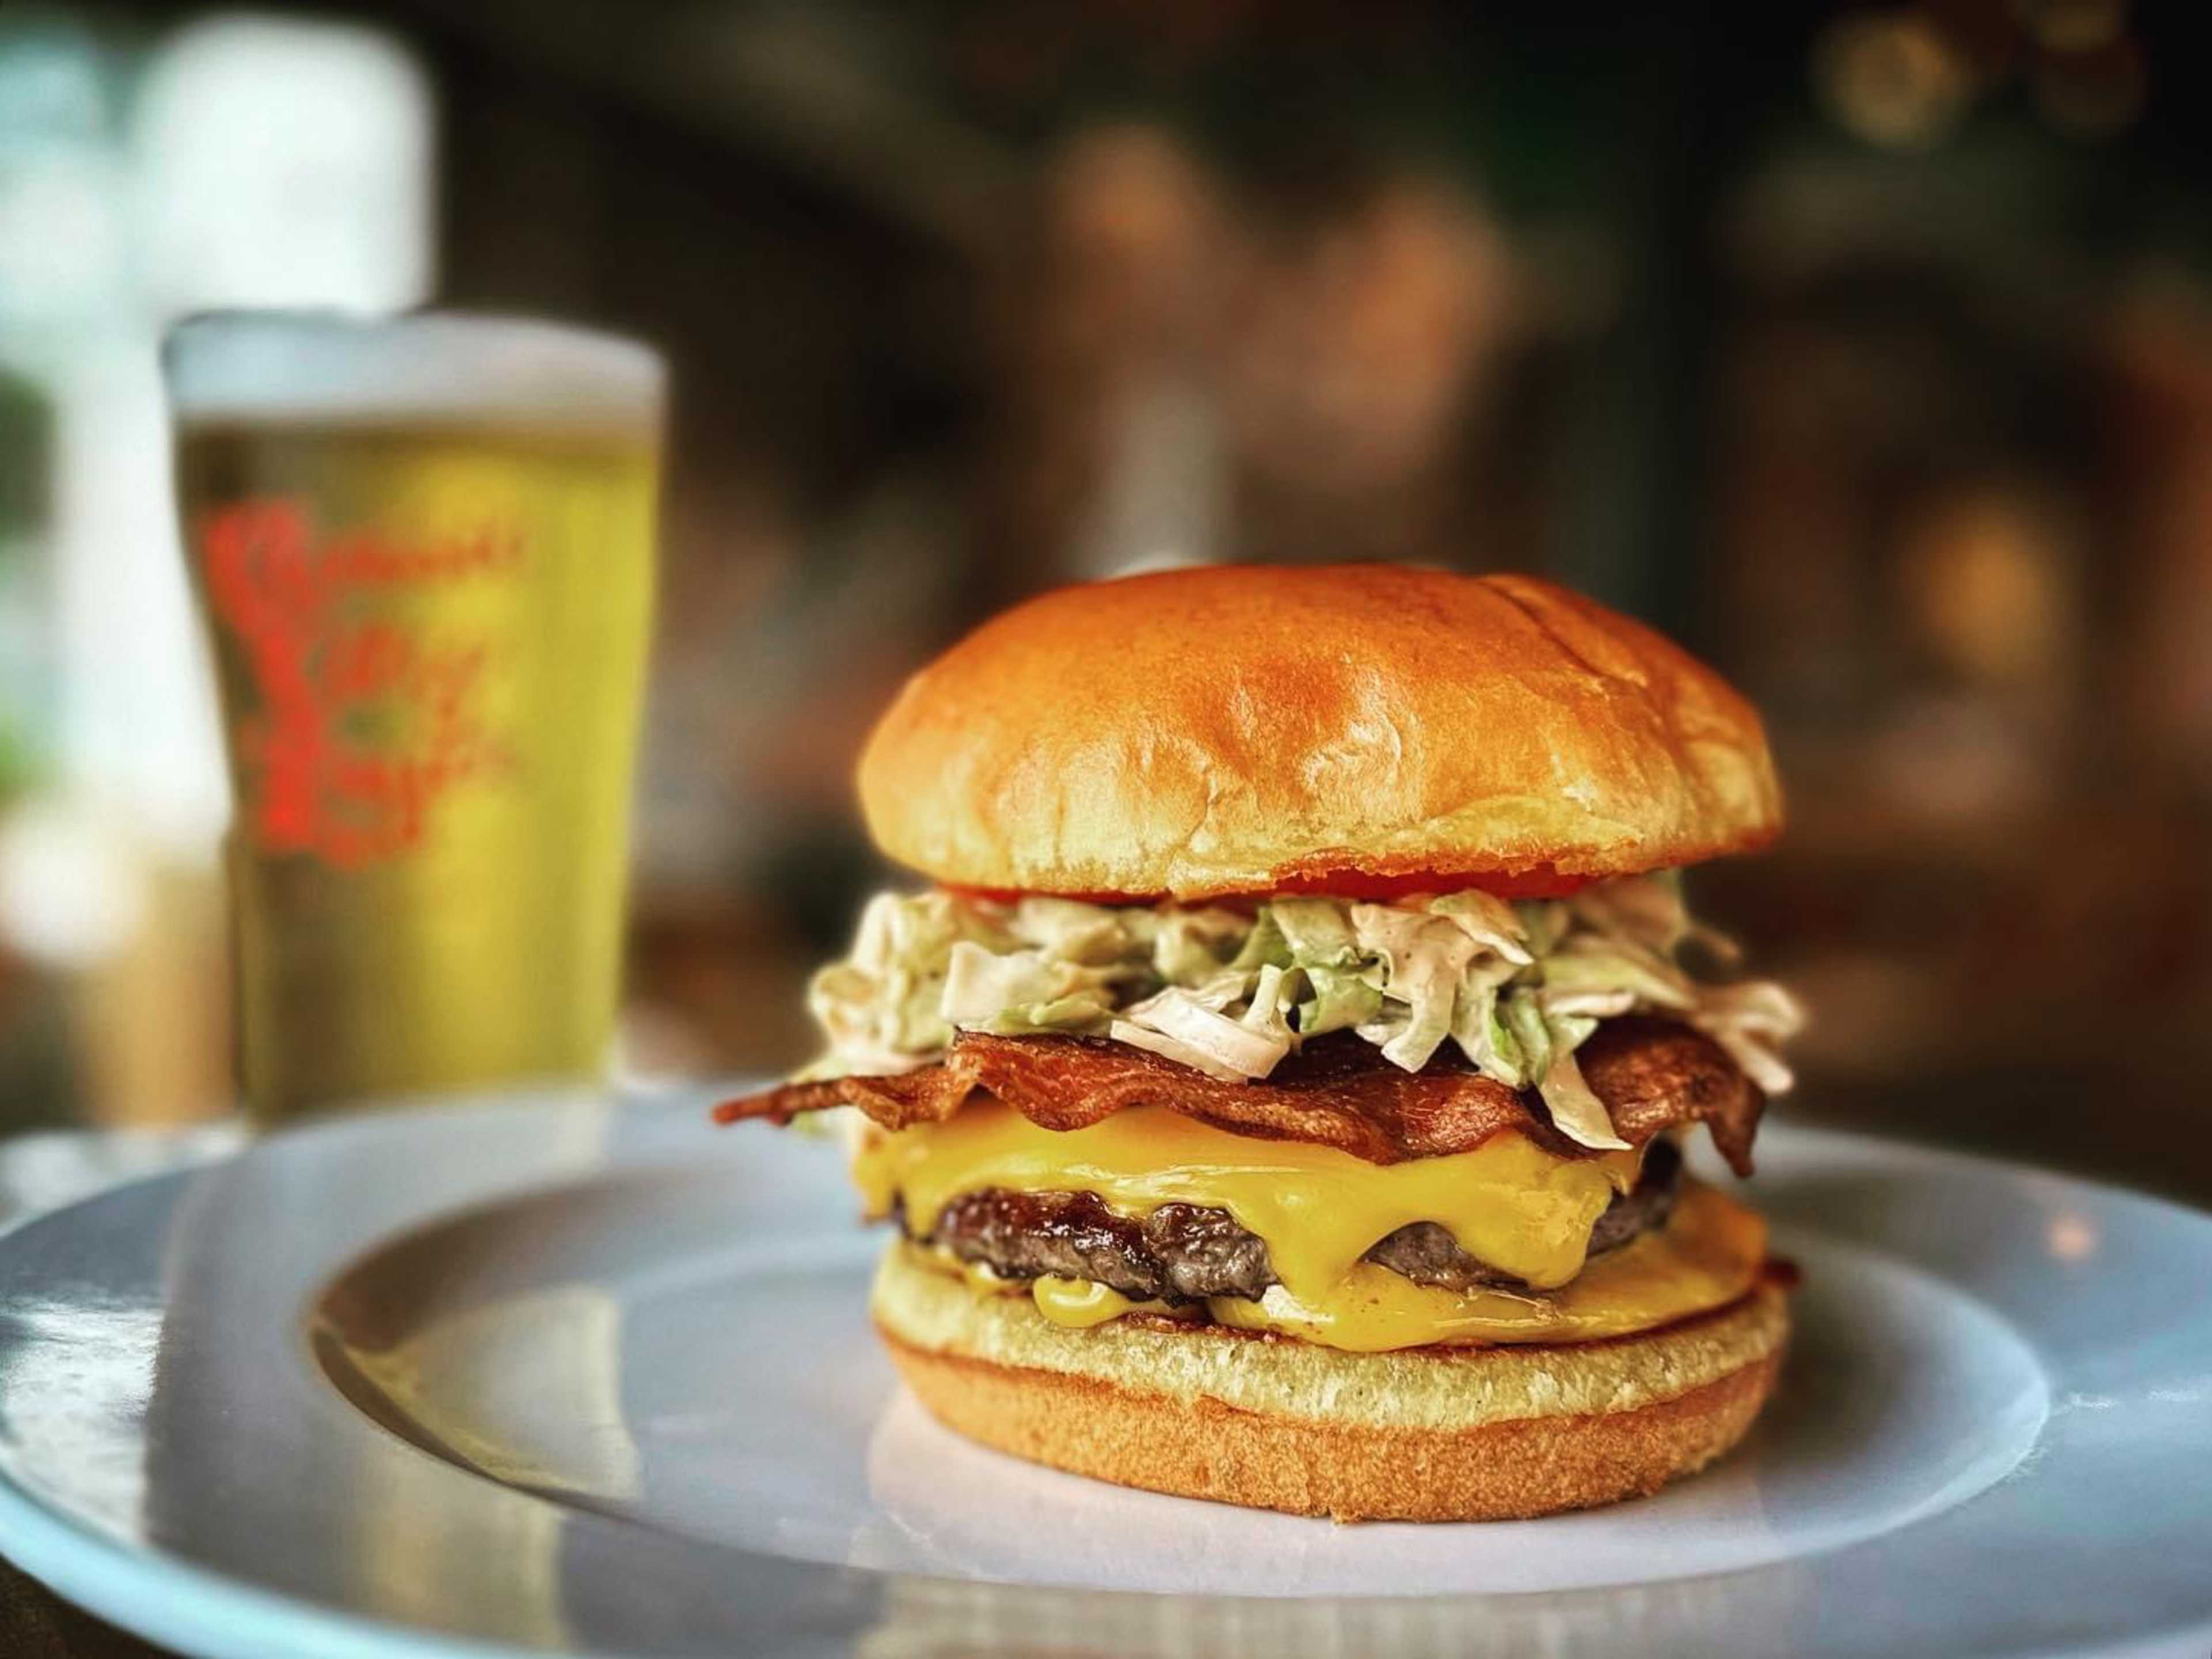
[1,1092,2209,1658]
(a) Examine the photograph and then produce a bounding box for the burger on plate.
[717,564,1803,1521]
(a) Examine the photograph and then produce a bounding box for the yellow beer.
[166,315,661,1123]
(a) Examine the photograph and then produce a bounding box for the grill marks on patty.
[913,1139,1683,1304]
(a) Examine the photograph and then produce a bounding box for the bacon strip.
[1577,1017,1763,1176]
[712,1015,1763,1174]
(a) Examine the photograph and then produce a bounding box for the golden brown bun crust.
[873,1247,1790,1521]
[857,565,1782,899]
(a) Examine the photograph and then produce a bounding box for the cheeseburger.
[717,564,1803,1521]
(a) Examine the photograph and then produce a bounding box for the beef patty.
[906,1137,1683,1304]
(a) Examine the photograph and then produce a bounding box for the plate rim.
[0,1471,534,1659]
[3,1104,2212,1659]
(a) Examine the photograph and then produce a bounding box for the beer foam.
[164,310,663,430]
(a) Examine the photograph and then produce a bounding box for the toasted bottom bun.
[873,1245,1789,1521]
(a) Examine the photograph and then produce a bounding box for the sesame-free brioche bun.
[857,565,1781,900]
[873,1245,1789,1522]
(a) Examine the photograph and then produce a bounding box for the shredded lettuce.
[1112,986,1292,1082]
[1348,905,1481,1071]
[1536,1044,1631,1151]
[1429,888,1535,965]
[800,874,1805,1147]
[1147,908,1247,982]
[1688,979,1803,1093]
[938,941,1122,1036]
[1270,898,1360,965]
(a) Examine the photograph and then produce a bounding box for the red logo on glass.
[201,499,518,866]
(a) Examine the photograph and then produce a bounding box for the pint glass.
[164,312,662,1124]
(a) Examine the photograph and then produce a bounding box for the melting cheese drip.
[851,1100,1642,1305]
[1031,1277,1143,1328]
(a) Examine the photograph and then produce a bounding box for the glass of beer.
[164,312,662,1126]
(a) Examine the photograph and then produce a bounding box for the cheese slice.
[853,1100,1642,1303]
[1203,1181,1764,1350]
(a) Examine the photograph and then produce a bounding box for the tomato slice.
[946,863,1601,908]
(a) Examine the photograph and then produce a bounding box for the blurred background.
[1,1,2207,1194]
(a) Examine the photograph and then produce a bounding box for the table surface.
[2,1557,169,1659]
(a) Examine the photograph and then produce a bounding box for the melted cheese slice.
[1205,1182,1764,1350]
[853,1100,1641,1303]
